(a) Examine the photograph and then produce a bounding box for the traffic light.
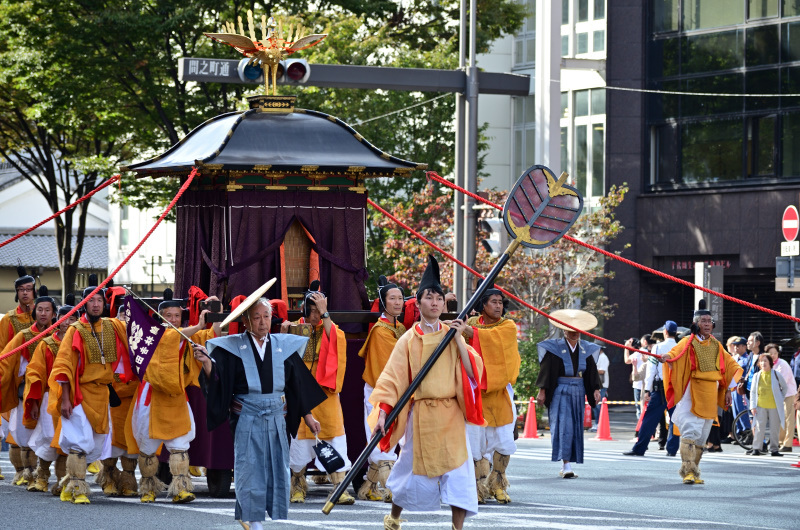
[480,217,509,258]
[236,58,310,85]
[237,58,264,84]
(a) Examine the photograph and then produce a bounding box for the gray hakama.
[204,333,326,523]
[536,339,602,464]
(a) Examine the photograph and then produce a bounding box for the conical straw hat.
[548,309,598,332]
[220,278,277,329]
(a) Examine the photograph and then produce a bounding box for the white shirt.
[250,333,270,361]
[774,358,799,397]
[645,337,677,392]
[596,352,610,388]
[630,351,644,390]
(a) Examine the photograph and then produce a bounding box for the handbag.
[313,435,345,474]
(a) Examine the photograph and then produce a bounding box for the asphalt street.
[1,407,798,529]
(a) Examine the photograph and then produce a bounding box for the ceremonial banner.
[122,295,165,380]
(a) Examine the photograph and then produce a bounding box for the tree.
[374,181,630,396]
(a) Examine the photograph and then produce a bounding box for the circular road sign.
[783,205,799,242]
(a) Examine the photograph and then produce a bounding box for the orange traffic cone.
[634,400,649,433]
[791,459,800,469]
[593,397,614,441]
[521,397,540,439]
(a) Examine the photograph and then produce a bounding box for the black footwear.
[779,447,793,453]
[771,451,784,457]
[745,449,754,455]
[711,447,723,453]
[622,451,644,456]
[658,445,665,450]
[666,453,676,456]
[750,450,763,456]
[720,438,733,444]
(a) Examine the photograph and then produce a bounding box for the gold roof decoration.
[205,11,327,95]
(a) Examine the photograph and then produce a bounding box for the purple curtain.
[175,189,369,314]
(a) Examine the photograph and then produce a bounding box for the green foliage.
[514,326,548,402]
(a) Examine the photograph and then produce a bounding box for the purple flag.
[122,295,165,380]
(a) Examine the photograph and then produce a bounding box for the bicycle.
[732,409,754,451]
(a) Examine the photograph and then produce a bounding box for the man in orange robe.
[370,255,485,530]
[463,286,520,504]
[24,296,78,494]
[661,304,742,485]
[0,267,36,481]
[357,275,406,501]
[48,281,134,505]
[130,291,219,504]
[282,281,351,504]
[0,286,56,486]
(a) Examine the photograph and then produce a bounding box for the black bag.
[313,436,345,474]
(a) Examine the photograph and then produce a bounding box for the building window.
[562,89,606,204]
[513,95,536,178]
[120,204,129,248]
[563,0,606,58]
[513,0,536,67]
[684,0,745,30]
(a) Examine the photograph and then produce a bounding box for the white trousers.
[467,384,517,460]
[131,381,196,455]
[58,404,112,462]
[289,434,351,473]
[9,402,34,448]
[672,382,713,443]
[364,383,398,463]
[28,391,58,461]
[387,404,478,517]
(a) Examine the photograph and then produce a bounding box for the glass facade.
[648,0,800,188]
[513,95,537,179]
[513,0,537,67]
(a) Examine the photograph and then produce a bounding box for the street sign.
[782,205,799,241]
[782,240,800,257]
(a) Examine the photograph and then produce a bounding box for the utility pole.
[462,0,479,302]
[453,0,467,305]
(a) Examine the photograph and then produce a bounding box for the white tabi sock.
[562,462,572,473]
[247,522,263,530]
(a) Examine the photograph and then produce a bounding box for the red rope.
[0,175,121,249]
[368,197,666,360]
[425,171,800,325]
[0,168,197,363]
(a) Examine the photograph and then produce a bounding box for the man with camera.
[623,321,680,457]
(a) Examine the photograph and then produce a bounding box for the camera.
[199,300,222,312]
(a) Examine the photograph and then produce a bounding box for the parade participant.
[131,289,221,504]
[24,296,78,494]
[462,283,519,504]
[660,302,742,484]
[0,267,36,350]
[623,320,680,457]
[535,309,602,479]
[0,266,37,482]
[280,281,352,504]
[357,275,406,502]
[0,286,56,486]
[48,277,134,504]
[370,254,485,530]
[195,281,327,529]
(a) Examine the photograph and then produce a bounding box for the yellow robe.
[368,324,485,477]
[48,318,129,435]
[294,320,347,440]
[663,335,742,420]
[0,323,51,415]
[0,307,33,351]
[358,319,406,388]
[465,316,520,427]
[22,335,61,437]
